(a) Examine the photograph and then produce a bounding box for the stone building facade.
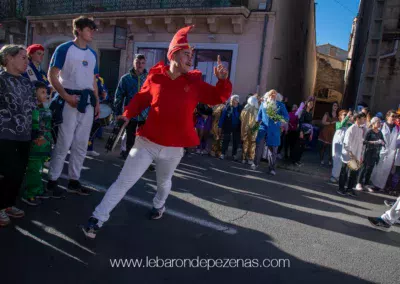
[344,0,400,113]
[22,0,316,103]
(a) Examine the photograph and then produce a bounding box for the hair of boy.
[33,80,47,91]
[386,109,398,118]
[338,110,348,120]
[353,112,366,121]
[73,16,97,37]
[134,54,145,61]
[0,44,26,67]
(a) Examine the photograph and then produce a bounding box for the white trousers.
[49,103,94,181]
[381,196,400,225]
[93,136,184,224]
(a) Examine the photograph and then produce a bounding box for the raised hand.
[214,55,229,80]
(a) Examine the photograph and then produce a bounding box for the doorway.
[99,49,121,98]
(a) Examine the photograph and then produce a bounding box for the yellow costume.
[211,104,225,156]
[240,96,259,162]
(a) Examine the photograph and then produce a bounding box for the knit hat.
[27,44,44,55]
[167,25,194,61]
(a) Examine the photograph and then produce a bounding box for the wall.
[343,0,375,109]
[31,13,273,103]
[314,54,345,99]
[265,0,316,104]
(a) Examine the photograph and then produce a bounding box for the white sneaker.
[201,150,208,155]
[219,155,225,160]
[242,160,246,164]
[87,151,100,157]
[270,170,276,176]
[320,161,325,166]
[248,160,254,165]
[251,164,257,170]
[355,183,363,191]
[196,149,201,155]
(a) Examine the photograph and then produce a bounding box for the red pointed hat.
[167,25,194,61]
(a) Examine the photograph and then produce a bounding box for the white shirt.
[341,124,365,163]
[50,41,98,90]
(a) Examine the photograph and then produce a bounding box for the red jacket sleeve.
[122,76,152,119]
[196,79,232,106]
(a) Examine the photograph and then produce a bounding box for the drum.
[98,103,113,127]
[348,159,361,171]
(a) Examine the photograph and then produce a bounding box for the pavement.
[1,133,400,284]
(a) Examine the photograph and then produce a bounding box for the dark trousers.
[285,130,298,159]
[222,130,240,156]
[126,120,145,153]
[278,132,286,154]
[0,140,31,209]
[358,164,375,185]
[292,134,309,163]
[339,162,359,191]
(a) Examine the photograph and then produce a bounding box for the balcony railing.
[28,0,249,17]
[0,0,25,20]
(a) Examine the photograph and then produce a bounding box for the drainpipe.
[380,40,399,59]
[24,18,29,46]
[256,0,272,94]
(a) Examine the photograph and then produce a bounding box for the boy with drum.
[337,112,367,197]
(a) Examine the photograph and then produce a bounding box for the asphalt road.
[1,139,400,284]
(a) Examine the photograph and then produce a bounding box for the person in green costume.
[21,81,54,206]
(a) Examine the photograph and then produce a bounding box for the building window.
[137,47,232,85]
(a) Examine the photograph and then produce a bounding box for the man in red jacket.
[83,26,232,238]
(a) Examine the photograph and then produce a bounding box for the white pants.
[93,136,184,224]
[49,103,94,181]
[381,196,400,225]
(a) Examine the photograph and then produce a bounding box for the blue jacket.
[256,101,289,146]
[218,105,242,132]
[114,69,149,121]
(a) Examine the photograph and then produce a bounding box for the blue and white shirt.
[50,41,98,91]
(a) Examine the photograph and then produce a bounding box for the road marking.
[179,163,207,171]
[31,220,96,255]
[15,226,88,265]
[50,174,238,235]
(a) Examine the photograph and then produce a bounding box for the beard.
[264,97,277,109]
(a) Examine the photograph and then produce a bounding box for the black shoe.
[347,190,358,197]
[368,217,391,230]
[36,191,52,199]
[82,217,101,239]
[384,200,395,207]
[148,206,165,220]
[119,151,128,160]
[67,180,91,196]
[337,189,347,196]
[21,196,42,206]
[148,165,156,172]
[46,180,64,199]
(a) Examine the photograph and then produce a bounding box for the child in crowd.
[22,81,54,206]
[195,103,213,155]
[337,112,366,197]
[330,110,352,184]
[218,95,242,160]
[356,117,385,192]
